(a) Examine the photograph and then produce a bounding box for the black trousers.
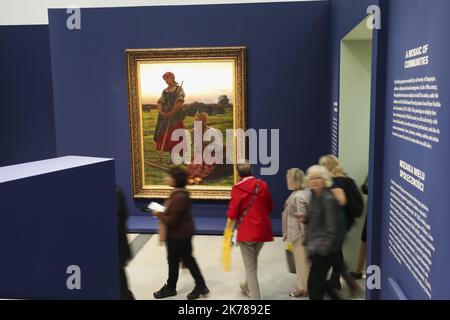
[166,236,206,289]
[308,253,339,300]
[331,222,352,280]
[331,250,348,277]
[120,267,135,300]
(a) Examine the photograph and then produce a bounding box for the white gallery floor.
[126,234,365,300]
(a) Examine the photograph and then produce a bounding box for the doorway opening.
[339,16,373,281]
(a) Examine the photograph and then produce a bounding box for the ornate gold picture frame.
[126,47,247,199]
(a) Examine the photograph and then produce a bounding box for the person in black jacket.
[351,175,369,279]
[116,186,135,300]
[318,155,362,296]
[152,167,209,300]
[301,165,343,300]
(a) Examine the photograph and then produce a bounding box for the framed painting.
[126,47,247,199]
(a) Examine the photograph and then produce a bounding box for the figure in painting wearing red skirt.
[154,72,186,162]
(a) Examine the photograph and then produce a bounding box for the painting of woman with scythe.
[127,47,246,199]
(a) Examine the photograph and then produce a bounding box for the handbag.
[285,244,296,274]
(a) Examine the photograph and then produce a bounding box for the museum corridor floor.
[126,234,365,300]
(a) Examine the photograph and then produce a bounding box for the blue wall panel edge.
[365,0,388,301]
[328,0,384,300]
[367,0,450,300]
[0,158,119,299]
[0,25,57,166]
[387,278,408,300]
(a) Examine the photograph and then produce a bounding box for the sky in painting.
[139,60,234,104]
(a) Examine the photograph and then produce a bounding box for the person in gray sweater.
[300,165,343,300]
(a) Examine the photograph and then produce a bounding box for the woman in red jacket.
[227,162,274,299]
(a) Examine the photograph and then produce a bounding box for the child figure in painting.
[186,112,223,184]
[154,72,186,163]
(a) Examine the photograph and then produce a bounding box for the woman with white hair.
[318,155,362,296]
[300,165,343,300]
[281,168,311,298]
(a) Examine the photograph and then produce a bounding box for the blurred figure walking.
[351,175,369,279]
[319,155,363,297]
[152,167,209,300]
[301,165,343,300]
[116,186,135,300]
[281,168,311,297]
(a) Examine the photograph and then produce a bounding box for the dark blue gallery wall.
[48,2,331,227]
[0,158,119,299]
[0,25,56,166]
[365,0,388,300]
[376,0,450,299]
[329,0,379,154]
[330,0,385,300]
[330,0,379,102]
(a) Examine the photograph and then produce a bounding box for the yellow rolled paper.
[287,242,294,252]
[222,218,235,272]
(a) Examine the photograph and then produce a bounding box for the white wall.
[0,0,321,25]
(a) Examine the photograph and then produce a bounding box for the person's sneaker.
[187,285,210,300]
[153,284,177,299]
[240,282,250,297]
[289,290,308,298]
[349,283,364,299]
